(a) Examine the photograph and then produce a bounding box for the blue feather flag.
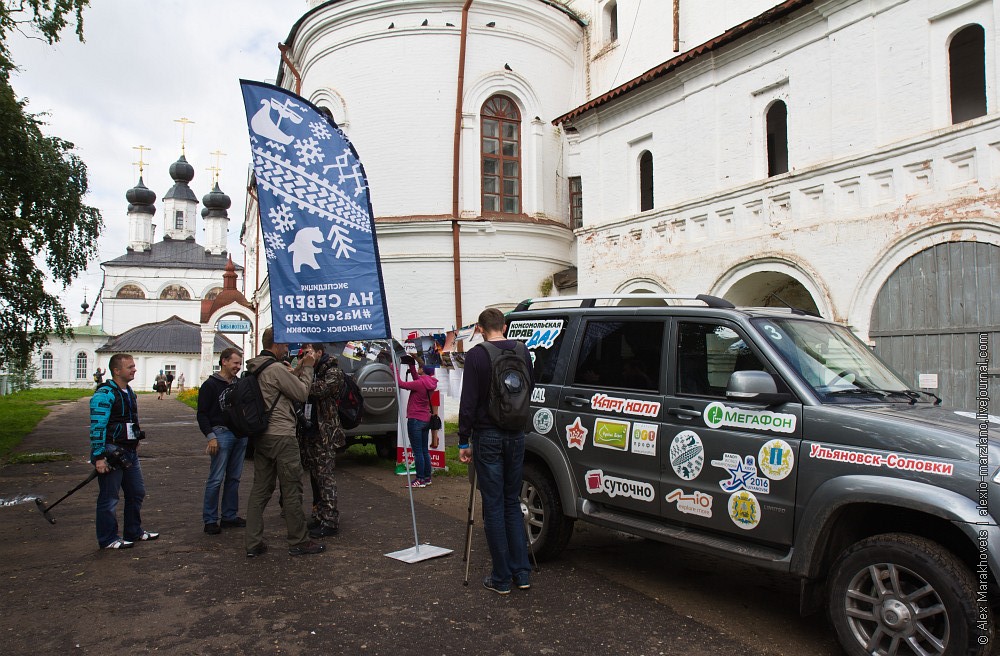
[240,79,390,342]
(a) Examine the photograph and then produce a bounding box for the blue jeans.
[95,448,145,547]
[473,428,531,583]
[406,418,432,480]
[203,426,247,524]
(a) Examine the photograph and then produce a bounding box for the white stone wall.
[568,0,1000,337]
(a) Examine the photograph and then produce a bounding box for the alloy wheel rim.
[843,562,949,656]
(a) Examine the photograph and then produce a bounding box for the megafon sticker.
[565,417,588,450]
[729,490,760,529]
[630,422,658,457]
[704,402,795,434]
[666,488,713,518]
[507,319,564,349]
[584,469,655,502]
[758,439,794,480]
[590,393,661,418]
[711,453,770,494]
[593,418,630,451]
[669,430,705,480]
[533,408,554,434]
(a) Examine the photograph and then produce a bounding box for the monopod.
[35,469,98,525]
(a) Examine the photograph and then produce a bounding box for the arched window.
[950,24,987,123]
[116,284,145,299]
[160,285,191,300]
[639,151,654,212]
[481,95,521,215]
[766,100,789,176]
[75,352,88,380]
[204,287,223,301]
[41,352,53,380]
[605,1,619,42]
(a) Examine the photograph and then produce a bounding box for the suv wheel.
[520,463,574,561]
[828,533,989,656]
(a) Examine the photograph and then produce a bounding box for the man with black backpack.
[458,308,535,594]
[243,327,325,558]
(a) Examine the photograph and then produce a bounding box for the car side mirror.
[726,370,793,405]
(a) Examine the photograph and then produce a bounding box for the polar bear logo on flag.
[288,226,324,273]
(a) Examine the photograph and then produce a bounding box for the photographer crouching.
[89,353,159,550]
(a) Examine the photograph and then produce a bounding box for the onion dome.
[201,182,231,219]
[126,177,157,215]
[164,154,198,202]
[81,298,90,314]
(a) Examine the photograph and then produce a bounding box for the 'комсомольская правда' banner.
[240,79,390,343]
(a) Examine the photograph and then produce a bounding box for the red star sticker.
[566,417,588,450]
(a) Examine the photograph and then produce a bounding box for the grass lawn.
[0,388,94,462]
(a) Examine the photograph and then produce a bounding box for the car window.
[676,321,765,398]
[571,320,664,391]
[506,317,569,385]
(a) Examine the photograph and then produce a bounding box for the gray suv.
[329,340,402,458]
[510,294,995,656]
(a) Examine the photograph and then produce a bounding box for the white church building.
[34,152,253,392]
[237,0,999,410]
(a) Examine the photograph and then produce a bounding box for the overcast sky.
[9,0,307,325]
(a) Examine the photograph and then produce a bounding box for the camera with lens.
[400,354,415,366]
[103,443,132,471]
[133,423,146,440]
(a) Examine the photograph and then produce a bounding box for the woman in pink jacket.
[396,359,438,488]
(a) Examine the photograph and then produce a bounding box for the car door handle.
[668,407,702,419]
[565,396,592,407]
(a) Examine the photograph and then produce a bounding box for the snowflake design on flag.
[309,121,332,140]
[293,137,325,166]
[264,246,276,260]
[268,204,296,233]
[263,231,286,252]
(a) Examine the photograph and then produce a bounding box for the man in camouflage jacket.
[300,343,346,538]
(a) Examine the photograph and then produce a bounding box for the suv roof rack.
[513,293,736,312]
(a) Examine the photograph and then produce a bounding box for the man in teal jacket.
[90,353,159,549]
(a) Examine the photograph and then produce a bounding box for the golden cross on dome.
[174,117,195,155]
[208,149,227,184]
[132,145,151,176]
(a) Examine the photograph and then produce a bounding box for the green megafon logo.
[705,402,726,428]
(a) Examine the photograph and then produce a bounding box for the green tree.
[0,1,101,370]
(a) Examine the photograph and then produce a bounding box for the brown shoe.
[288,540,325,556]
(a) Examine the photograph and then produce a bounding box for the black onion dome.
[126,176,157,215]
[168,154,195,183]
[163,154,198,203]
[202,182,231,218]
[81,298,90,313]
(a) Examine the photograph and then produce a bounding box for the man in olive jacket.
[244,327,325,558]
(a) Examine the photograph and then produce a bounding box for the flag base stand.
[385,543,452,563]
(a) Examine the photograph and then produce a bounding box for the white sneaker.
[103,538,134,549]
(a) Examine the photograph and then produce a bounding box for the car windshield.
[751,317,915,404]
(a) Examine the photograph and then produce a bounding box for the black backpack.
[219,359,280,438]
[338,373,364,430]
[481,341,533,431]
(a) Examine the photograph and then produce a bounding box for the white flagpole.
[385,339,452,563]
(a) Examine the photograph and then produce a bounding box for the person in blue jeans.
[89,353,158,549]
[459,308,535,594]
[395,358,438,487]
[197,347,247,534]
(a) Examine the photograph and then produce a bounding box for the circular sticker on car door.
[669,430,704,480]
